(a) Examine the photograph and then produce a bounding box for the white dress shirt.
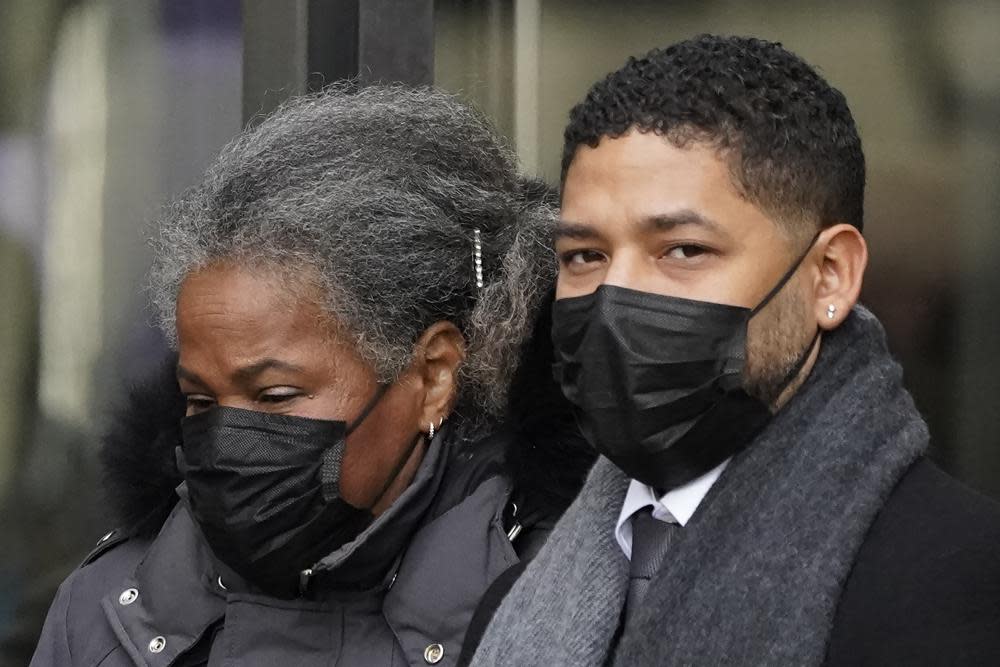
[615,459,729,559]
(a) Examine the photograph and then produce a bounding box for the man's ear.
[809,223,868,330]
[409,321,466,428]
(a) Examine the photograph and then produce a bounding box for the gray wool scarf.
[472,307,928,666]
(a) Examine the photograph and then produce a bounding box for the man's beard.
[743,278,817,409]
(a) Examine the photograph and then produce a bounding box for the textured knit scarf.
[472,307,928,666]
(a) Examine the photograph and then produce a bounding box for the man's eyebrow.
[176,365,204,386]
[640,209,725,235]
[232,358,306,382]
[552,220,606,242]
[555,210,727,242]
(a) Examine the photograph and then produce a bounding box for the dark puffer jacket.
[29,307,595,667]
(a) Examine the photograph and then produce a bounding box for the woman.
[31,85,591,666]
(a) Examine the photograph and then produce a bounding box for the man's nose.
[601,247,655,292]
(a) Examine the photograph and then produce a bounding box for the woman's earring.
[428,421,435,440]
[827,304,837,320]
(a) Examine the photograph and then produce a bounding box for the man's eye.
[184,395,216,414]
[560,249,605,266]
[666,245,708,260]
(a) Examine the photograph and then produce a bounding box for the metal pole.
[358,0,435,85]
[241,0,308,123]
[242,0,435,125]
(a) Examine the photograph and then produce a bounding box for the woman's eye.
[257,388,303,404]
[665,244,708,260]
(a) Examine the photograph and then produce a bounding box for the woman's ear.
[809,223,868,330]
[410,321,466,428]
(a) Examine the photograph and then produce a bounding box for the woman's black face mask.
[551,235,819,491]
[177,386,415,598]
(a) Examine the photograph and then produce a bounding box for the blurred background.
[0,0,997,662]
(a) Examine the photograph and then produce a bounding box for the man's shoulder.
[827,458,1000,665]
[856,457,1000,567]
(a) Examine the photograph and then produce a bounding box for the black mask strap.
[345,383,391,436]
[774,328,822,399]
[750,230,823,318]
[341,382,431,512]
[366,432,426,512]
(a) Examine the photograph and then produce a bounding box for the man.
[470,35,1000,666]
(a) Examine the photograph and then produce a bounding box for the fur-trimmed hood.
[99,353,187,538]
[100,299,595,539]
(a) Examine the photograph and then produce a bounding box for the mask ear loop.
[773,328,822,399]
[321,383,392,503]
[341,382,434,512]
[364,432,427,512]
[344,383,391,436]
[749,230,823,318]
[748,229,826,401]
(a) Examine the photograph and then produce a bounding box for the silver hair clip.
[473,228,484,288]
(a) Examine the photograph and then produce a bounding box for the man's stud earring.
[827,304,837,320]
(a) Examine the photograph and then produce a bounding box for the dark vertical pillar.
[307,0,359,92]
[241,0,307,122]
[242,0,435,124]
[358,0,435,85]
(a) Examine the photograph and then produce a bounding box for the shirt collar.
[614,459,729,559]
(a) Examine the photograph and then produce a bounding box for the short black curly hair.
[562,34,865,233]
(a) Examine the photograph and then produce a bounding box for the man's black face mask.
[551,236,819,491]
[177,386,417,598]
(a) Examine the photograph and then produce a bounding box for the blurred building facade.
[0,0,997,662]
[0,0,241,661]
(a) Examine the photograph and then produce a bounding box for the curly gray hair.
[150,84,557,419]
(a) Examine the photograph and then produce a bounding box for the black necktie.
[624,507,679,625]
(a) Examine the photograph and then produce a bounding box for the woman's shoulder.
[428,427,512,518]
[30,532,152,667]
[66,531,151,605]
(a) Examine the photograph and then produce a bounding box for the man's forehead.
[559,135,778,243]
[563,136,736,204]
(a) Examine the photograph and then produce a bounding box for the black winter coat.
[824,457,1000,665]
[463,457,1000,666]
